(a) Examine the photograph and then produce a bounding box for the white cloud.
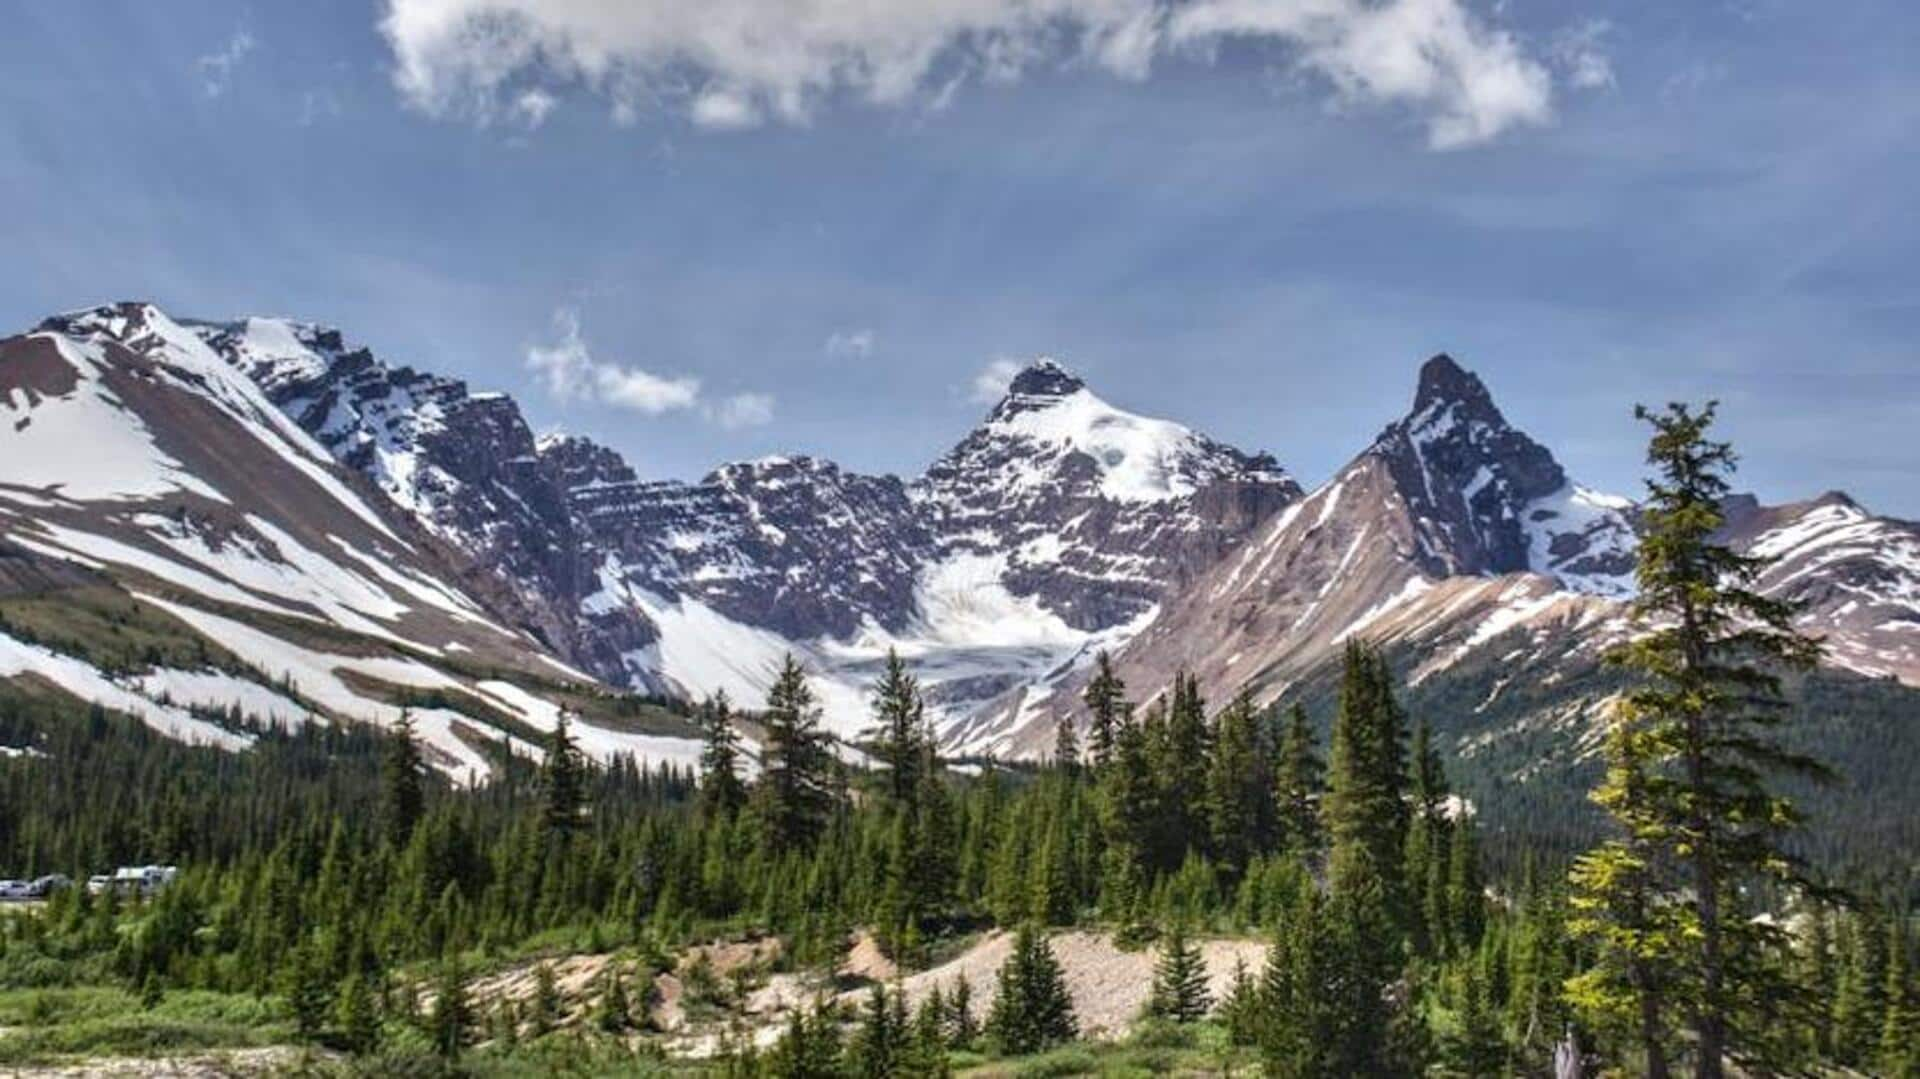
[970,358,1025,404]
[712,392,776,429]
[378,0,1580,149]
[1551,19,1615,91]
[824,328,876,359]
[515,86,559,126]
[526,308,701,415]
[196,29,256,98]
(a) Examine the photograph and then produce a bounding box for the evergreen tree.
[283,941,332,1042]
[335,970,380,1054]
[947,976,978,1050]
[1274,703,1323,856]
[540,710,586,837]
[767,1000,844,1079]
[1153,673,1212,866]
[381,709,424,847]
[849,983,903,1078]
[1323,642,1408,931]
[697,690,747,820]
[1148,924,1212,1023]
[987,924,1078,1054]
[1568,716,1680,1077]
[594,966,632,1033]
[1219,955,1261,1046]
[1882,917,1918,1077]
[429,958,471,1058]
[1257,885,1341,1077]
[1596,401,1830,1078]
[1448,960,1506,1078]
[1082,650,1127,768]
[529,961,560,1035]
[904,985,953,1078]
[1835,908,1888,1065]
[1052,714,1080,775]
[753,655,839,852]
[867,650,926,806]
[1204,691,1272,877]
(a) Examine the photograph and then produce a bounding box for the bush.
[1013,1045,1101,1076]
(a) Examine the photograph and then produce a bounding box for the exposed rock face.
[11,303,1919,764]
[972,353,1916,757]
[1719,491,1920,683]
[0,303,712,778]
[176,329,1300,724]
[916,359,1302,632]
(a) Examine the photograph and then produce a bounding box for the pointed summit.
[1005,356,1085,399]
[1411,352,1499,419]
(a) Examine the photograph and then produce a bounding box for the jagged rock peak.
[991,357,1087,420]
[1411,352,1501,421]
[1007,356,1084,397]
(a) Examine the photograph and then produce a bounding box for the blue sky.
[2,1,1916,513]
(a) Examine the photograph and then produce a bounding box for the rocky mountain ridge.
[5,303,1918,769]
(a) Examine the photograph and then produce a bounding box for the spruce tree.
[1595,401,1829,1078]
[753,655,839,852]
[946,976,978,1050]
[849,983,902,1078]
[335,970,380,1053]
[1882,918,1917,1078]
[595,966,631,1033]
[1082,650,1127,768]
[697,690,747,820]
[1568,717,1679,1077]
[1323,642,1408,931]
[867,650,926,806]
[1204,691,1272,877]
[1448,960,1506,1077]
[987,924,1078,1054]
[381,709,424,847]
[904,985,953,1078]
[1219,955,1261,1046]
[1148,924,1212,1023]
[1052,714,1080,775]
[1274,703,1323,855]
[768,999,844,1078]
[540,710,586,837]
[283,941,332,1042]
[429,958,471,1058]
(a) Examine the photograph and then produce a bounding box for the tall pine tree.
[1592,402,1829,1078]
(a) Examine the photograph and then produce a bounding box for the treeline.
[0,402,1916,1075]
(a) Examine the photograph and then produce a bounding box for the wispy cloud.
[526,308,700,415]
[711,392,776,429]
[526,309,776,429]
[378,0,1587,149]
[196,28,256,99]
[1552,19,1616,91]
[514,87,558,128]
[969,358,1025,404]
[824,328,876,359]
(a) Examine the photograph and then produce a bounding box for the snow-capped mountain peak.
[1368,353,1634,594]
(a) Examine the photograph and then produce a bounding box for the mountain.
[967,355,1920,759]
[6,303,1919,816]
[0,303,703,777]
[2,304,1299,744]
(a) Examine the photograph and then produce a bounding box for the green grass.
[0,987,288,1065]
[958,1022,1258,1078]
